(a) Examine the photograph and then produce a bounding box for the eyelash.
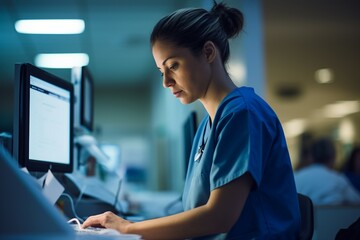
[169,63,178,70]
[159,63,179,77]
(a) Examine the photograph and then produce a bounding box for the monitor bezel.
[80,66,94,132]
[13,63,74,173]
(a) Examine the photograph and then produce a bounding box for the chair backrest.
[298,193,314,240]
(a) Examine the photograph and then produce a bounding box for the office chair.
[298,193,314,240]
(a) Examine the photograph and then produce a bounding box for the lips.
[172,90,182,98]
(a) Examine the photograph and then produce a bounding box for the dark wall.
[0,83,14,134]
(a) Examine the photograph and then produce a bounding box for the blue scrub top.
[182,87,300,239]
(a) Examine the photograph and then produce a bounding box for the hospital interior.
[0,0,359,239]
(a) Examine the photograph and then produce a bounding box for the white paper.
[41,169,65,205]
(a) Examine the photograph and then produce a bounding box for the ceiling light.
[338,118,355,144]
[315,68,334,84]
[15,19,85,34]
[283,118,307,138]
[322,101,360,118]
[35,53,89,69]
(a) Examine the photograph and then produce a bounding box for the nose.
[162,70,174,88]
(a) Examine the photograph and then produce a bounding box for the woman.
[82,2,300,239]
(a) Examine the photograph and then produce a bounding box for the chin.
[179,98,195,105]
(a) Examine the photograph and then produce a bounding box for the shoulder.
[213,87,279,134]
[215,87,276,121]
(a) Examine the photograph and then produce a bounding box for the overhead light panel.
[339,119,355,144]
[35,53,89,69]
[322,101,360,118]
[283,118,307,138]
[315,68,334,84]
[15,19,85,34]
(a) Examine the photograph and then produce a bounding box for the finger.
[82,214,104,229]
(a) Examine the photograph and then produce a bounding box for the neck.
[199,70,236,121]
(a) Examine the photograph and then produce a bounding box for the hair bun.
[210,1,244,39]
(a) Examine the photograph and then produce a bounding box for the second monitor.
[71,66,94,133]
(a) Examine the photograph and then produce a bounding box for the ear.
[202,41,216,63]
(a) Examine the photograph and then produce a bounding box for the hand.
[82,211,131,233]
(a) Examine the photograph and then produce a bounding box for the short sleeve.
[210,109,261,190]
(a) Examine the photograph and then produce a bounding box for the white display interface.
[29,75,71,164]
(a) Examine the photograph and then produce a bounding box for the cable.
[75,185,86,207]
[67,217,82,229]
[113,178,124,213]
[61,193,84,222]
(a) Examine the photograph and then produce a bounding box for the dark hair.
[150,1,244,66]
[311,138,336,165]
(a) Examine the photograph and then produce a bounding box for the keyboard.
[71,224,142,239]
[71,224,117,235]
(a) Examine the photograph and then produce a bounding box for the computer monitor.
[71,66,94,132]
[12,63,74,173]
[182,111,197,178]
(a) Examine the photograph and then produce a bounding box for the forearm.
[125,204,229,239]
[125,174,253,239]
[82,174,252,239]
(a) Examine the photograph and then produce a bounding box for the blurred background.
[0,0,359,193]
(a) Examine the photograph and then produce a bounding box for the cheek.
[193,62,211,88]
[185,71,203,94]
[181,58,210,96]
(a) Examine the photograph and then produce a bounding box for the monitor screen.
[71,66,94,132]
[13,63,74,173]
